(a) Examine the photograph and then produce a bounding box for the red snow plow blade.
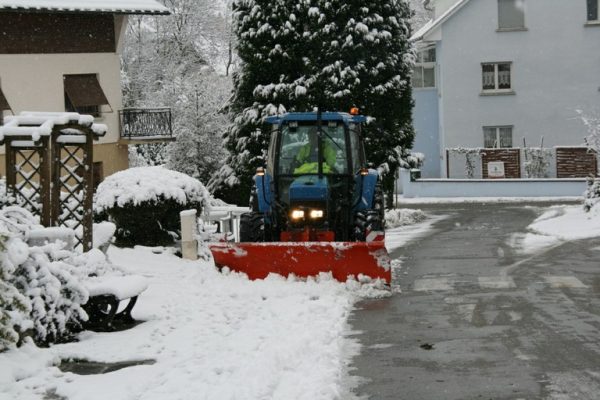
[209,241,391,284]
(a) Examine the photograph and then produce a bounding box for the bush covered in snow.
[0,178,19,210]
[0,207,115,350]
[385,208,427,229]
[584,178,600,213]
[95,167,209,247]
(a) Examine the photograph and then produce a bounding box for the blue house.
[411,0,600,178]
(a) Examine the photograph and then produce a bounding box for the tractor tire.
[373,180,385,222]
[353,179,385,241]
[249,186,259,212]
[240,212,265,242]
[353,210,384,241]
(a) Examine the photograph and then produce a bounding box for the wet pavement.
[58,358,156,375]
[350,203,600,400]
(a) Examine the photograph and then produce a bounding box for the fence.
[446,147,598,179]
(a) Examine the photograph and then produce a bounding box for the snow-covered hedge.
[95,167,209,246]
[584,178,600,213]
[0,178,19,210]
[95,166,208,211]
[0,207,115,350]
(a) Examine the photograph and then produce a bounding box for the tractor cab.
[251,111,382,242]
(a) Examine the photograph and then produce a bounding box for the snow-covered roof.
[0,0,170,15]
[410,0,471,42]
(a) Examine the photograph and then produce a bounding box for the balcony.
[118,108,174,144]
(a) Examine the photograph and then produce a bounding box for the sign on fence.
[487,161,505,179]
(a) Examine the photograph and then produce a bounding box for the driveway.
[350,203,600,400]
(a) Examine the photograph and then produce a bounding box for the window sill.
[413,86,437,91]
[496,27,528,32]
[480,90,516,96]
[584,20,600,27]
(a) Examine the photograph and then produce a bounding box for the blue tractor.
[209,110,391,283]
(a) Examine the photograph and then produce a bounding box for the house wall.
[412,88,440,178]
[437,0,600,175]
[0,14,129,178]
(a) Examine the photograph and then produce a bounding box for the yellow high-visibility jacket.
[294,141,337,174]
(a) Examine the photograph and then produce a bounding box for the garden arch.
[0,112,106,250]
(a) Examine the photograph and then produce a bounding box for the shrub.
[584,178,600,213]
[0,207,90,350]
[95,167,208,247]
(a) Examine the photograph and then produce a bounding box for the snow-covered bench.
[82,275,148,331]
[26,224,146,331]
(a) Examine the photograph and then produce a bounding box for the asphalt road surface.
[350,203,600,400]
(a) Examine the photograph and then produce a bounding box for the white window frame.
[483,126,513,148]
[413,46,436,89]
[481,62,514,94]
[587,0,599,22]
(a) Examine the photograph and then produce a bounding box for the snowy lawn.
[512,205,600,254]
[0,246,379,400]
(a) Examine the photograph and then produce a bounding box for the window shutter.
[64,74,109,108]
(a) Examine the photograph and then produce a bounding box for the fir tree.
[211,0,415,206]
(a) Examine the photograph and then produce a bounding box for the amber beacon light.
[350,107,360,115]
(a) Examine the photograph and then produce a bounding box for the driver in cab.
[294,129,336,174]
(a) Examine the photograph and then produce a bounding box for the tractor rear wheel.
[353,210,384,241]
[353,180,385,241]
[240,212,265,242]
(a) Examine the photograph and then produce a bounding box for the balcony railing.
[119,108,173,140]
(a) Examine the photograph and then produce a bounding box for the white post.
[180,209,198,260]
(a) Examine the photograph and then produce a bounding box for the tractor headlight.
[309,209,324,219]
[291,209,305,220]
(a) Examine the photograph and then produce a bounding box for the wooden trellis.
[0,112,105,251]
[4,137,51,226]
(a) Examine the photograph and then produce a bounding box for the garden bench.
[83,275,148,331]
[27,225,147,331]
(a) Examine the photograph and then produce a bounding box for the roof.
[410,0,471,42]
[0,0,170,15]
[265,112,367,125]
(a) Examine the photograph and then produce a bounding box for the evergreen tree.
[211,0,415,206]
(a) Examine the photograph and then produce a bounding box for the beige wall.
[0,14,129,175]
[0,52,123,145]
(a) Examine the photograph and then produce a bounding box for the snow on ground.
[511,205,600,254]
[385,211,445,252]
[384,208,427,229]
[0,208,442,400]
[0,246,377,400]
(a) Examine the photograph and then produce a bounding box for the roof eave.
[409,0,471,43]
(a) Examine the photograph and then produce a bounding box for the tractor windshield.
[278,122,348,175]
